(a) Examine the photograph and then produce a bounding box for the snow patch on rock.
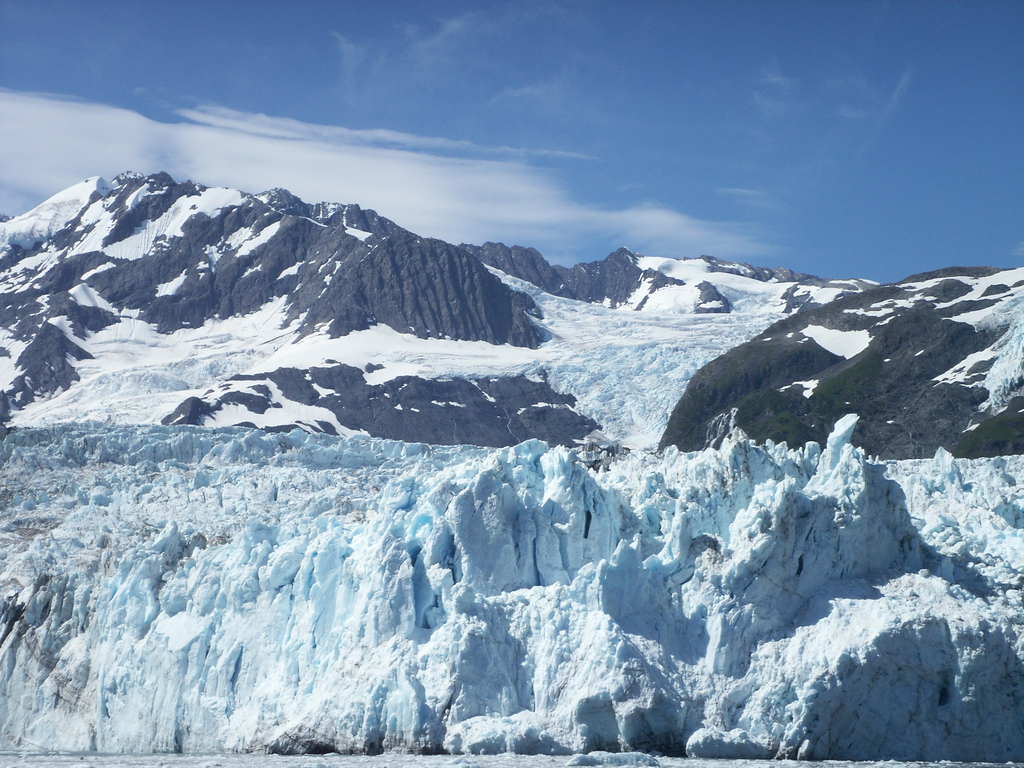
[801,325,871,359]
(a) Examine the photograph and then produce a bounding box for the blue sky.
[0,0,1020,281]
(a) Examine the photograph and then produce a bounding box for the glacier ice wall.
[1,419,1023,759]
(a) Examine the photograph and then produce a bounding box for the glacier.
[1,418,1024,760]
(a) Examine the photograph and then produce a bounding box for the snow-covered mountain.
[4,173,1024,761]
[661,266,1024,459]
[0,173,863,449]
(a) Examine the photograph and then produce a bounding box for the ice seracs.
[1,417,1022,759]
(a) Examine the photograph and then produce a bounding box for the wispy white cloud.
[179,105,482,152]
[0,88,775,263]
[389,12,491,84]
[855,65,914,153]
[178,105,594,160]
[330,31,368,88]
[716,187,778,210]
[753,59,797,117]
[759,60,797,92]
[493,78,567,107]
[880,66,914,125]
[1011,241,1024,258]
[599,204,768,260]
[829,68,912,126]
[409,13,481,57]
[753,91,789,118]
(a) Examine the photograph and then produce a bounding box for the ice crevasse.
[0,415,1023,760]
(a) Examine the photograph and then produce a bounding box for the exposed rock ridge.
[466,242,870,314]
[162,365,598,447]
[463,243,667,306]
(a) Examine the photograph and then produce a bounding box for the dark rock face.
[461,242,569,297]
[287,230,541,347]
[467,243,685,308]
[8,322,94,410]
[163,365,598,448]
[697,254,816,283]
[558,248,666,306]
[694,281,731,314]
[954,396,1024,456]
[660,269,1019,460]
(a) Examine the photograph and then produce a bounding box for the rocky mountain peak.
[0,173,586,444]
[255,187,311,217]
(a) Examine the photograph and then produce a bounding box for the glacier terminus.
[1,417,1023,760]
[1,175,1023,761]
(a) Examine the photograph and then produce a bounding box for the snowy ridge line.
[1,421,1023,759]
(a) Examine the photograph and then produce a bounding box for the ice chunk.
[566,751,660,766]
[685,728,770,759]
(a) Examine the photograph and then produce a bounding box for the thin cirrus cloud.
[179,105,594,160]
[758,60,797,92]
[0,88,774,263]
[752,60,797,117]
[716,187,778,210]
[879,66,914,125]
[831,66,914,153]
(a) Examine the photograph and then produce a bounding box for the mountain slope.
[0,173,865,448]
[660,266,1024,459]
[0,174,579,445]
[1,172,540,348]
